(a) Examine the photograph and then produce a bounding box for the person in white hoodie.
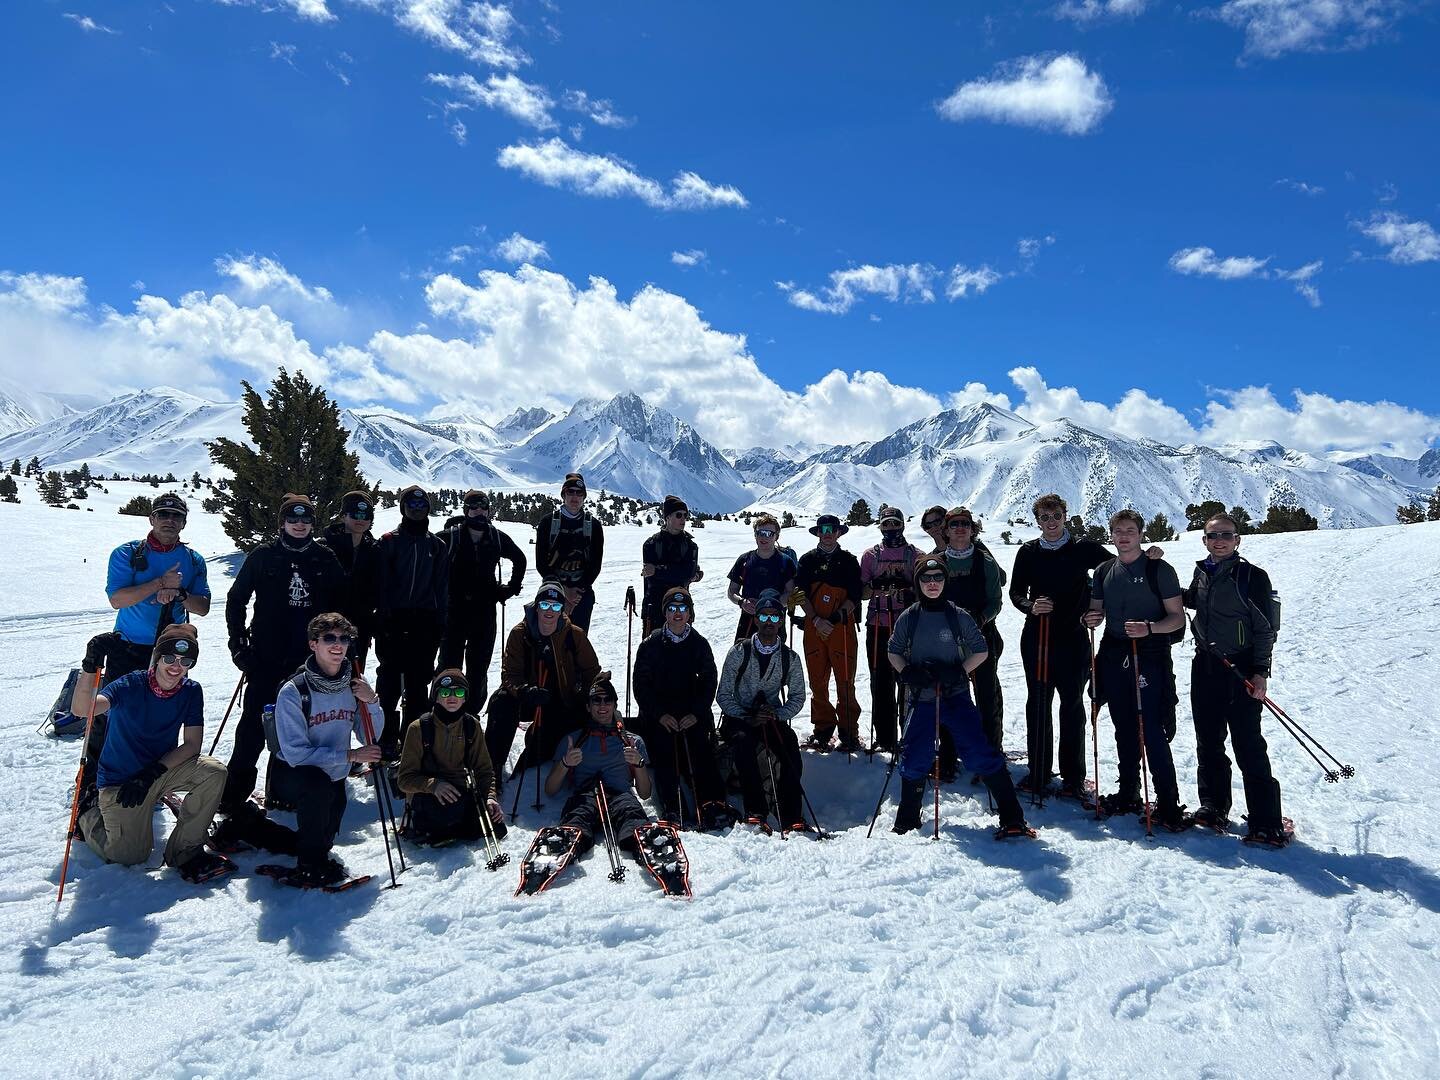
[267,612,382,887]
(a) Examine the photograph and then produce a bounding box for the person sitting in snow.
[264,612,383,887]
[543,673,652,855]
[397,668,507,845]
[70,623,233,884]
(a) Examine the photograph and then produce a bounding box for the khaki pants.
[81,755,227,868]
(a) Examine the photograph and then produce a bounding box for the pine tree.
[1427,484,1440,523]
[1227,506,1255,534]
[1143,512,1177,542]
[25,456,41,478]
[845,498,873,526]
[1396,501,1425,525]
[119,495,154,517]
[39,470,66,507]
[1183,500,1226,531]
[1257,504,1319,533]
[781,510,797,529]
[9,459,20,476]
[206,369,366,550]
[0,474,18,502]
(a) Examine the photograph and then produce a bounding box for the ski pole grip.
[625,585,636,613]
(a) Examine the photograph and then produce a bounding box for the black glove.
[82,631,122,674]
[521,685,552,710]
[117,760,167,808]
[229,639,256,675]
[927,659,967,685]
[502,582,523,601]
[900,664,933,689]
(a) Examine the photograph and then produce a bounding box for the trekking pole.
[680,733,699,828]
[757,713,788,839]
[866,618,880,760]
[866,679,906,838]
[673,739,686,830]
[1131,640,1154,838]
[1088,627,1102,821]
[497,562,508,677]
[57,668,104,903]
[932,682,942,841]
[594,785,627,883]
[477,796,509,870]
[796,775,829,839]
[839,617,855,763]
[1038,614,1050,809]
[354,664,409,872]
[207,673,246,756]
[356,700,403,888]
[624,585,637,722]
[1187,619,1352,782]
[510,666,549,821]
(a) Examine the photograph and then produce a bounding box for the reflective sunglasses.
[464,499,488,511]
[589,695,616,706]
[667,510,687,519]
[318,632,353,646]
[1036,511,1065,523]
[665,602,690,613]
[946,517,974,530]
[538,600,565,612]
[1204,530,1240,541]
[346,509,372,521]
[437,686,467,700]
[921,517,943,530]
[404,496,429,509]
[818,524,837,535]
[754,528,777,539]
[918,571,947,585]
[153,509,186,522]
[756,612,782,624]
[159,653,196,668]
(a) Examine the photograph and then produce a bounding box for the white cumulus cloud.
[0,272,89,313]
[937,54,1114,136]
[781,264,937,315]
[394,0,527,68]
[671,250,707,268]
[216,254,335,305]
[494,233,549,264]
[496,138,747,211]
[1355,212,1440,265]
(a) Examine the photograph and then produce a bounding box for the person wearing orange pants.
[796,514,863,751]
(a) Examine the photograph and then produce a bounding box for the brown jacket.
[499,603,601,711]
[397,710,497,800]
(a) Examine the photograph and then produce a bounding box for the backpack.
[1098,557,1184,646]
[263,670,315,755]
[1231,558,1282,639]
[734,641,793,704]
[545,511,596,568]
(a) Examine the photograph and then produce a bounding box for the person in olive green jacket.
[398,669,506,844]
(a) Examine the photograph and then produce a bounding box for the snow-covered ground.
[3,478,1437,1077]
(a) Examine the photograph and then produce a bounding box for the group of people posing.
[61,474,1289,894]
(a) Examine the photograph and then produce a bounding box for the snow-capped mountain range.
[0,386,1433,526]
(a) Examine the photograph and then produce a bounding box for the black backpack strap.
[290,672,311,720]
[736,641,753,685]
[942,604,964,655]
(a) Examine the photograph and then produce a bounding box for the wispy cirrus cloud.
[562,90,634,129]
[496,138,747,211]
[1215,0,1407,60]
[428,72,556,129]
[779,261,1003,315]
[1276,177,1325,196]
[937,54,1113,136]
[1355,211,1440,265]
[1169,246,1269,280]
[62,12,119,33]
[671,250,707,268]
[1055,0,1147,23]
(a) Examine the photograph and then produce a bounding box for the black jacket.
[1183,556,1277,676]
[376,518,450,614]
[444,519,526,607]
[1008,535,1113,629]
[227,535,346,666]
[640,529,700,621]
[320,522,380,629]
[633,627,718,724]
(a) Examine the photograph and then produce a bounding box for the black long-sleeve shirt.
[1008,536,1113,629]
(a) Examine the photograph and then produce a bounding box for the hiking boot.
[700,801,740,830]
[294,856,349,887]
[892,776,925,834]
[937,760,958,784]
[834,736,863,754]
[1243,821,1292,848]
[1154,803,1193,833]
[867,741,898,755]
[1190,805,1231,832]
[1055,780,1093,802]
[1097,791,1144,818]
[1016,773,1052,796]
[801,735,833,752]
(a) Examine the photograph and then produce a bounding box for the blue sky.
[1,0,1437,454]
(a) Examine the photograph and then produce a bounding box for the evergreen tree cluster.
[1396,484,1440,524]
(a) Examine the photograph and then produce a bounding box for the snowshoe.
[994,821,1038,841]
[699,800,741,831]
[1154,803,1194,834]
[175,850,237,884]
[1190,806,1231,833]
[1015,772,1052,797]
[743,815,774,836]
[633,822,692,898]
[1096,792,1145,819]
[801,735,833,753]
[42,668,84,736]
[256,861,371,893]
[1055,779,1097,808]
[1241,816,1295,848]
[514,825,584,896]
[834,736,863,755]
[866,741,899,756]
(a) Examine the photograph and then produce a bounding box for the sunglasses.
[589,696,616,706]
[159,653,196,668]
[1036,511,1065,523]
[665,602,690,613]
[286,512,315,524]
[318,632,353,645]
[757,613,782,624]
[437,686,467,700]
[153,509,186,522]
[464,500,488,511]
[1204,530,1240,541]
[404,497,429,509]
[754,528,777,539]
[918,572,947,585]
[946,518,974,530]
[346,510,372,521]
[921,518,942,530]
[818,524,837,535]
[667,510,686,519]
[538,600,565,612]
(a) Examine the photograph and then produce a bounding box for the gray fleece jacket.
[716,636,807,723]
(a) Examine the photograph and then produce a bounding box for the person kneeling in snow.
[543,674,652,855]
[266,612,382,887]
[887,558,1033,840]
[70,624,233,884]
[397,668,507,845]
